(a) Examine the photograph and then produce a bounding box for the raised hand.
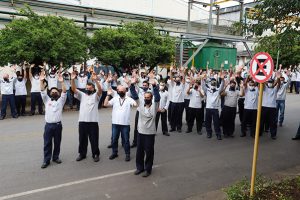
[71,71,77,80]
[30,64,35,68]
[107,88,113,96]
[275,71,281,79]
[40,72,45,81]
[58,74,64,83]
[91,72,98,81]
[130,76,137,84]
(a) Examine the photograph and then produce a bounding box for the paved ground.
[0,94,299,200]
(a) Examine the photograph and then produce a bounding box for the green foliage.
[245,0,300,66]
[90,22,175,70]
[0,6,88,66]
[255,31,300,66]
[249,0,300,36]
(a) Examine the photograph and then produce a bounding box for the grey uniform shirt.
[244,87,258,110]
[277,80,290,100]
[224,87,240,108]
[137,101,159,135]
[262,86,279,108]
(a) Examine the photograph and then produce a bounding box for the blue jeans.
[66,89,73,107]
[276,100,285,124]
[1,94,17,117]
[112,124,130,155]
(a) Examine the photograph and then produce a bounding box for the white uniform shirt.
[30,77,41,93]
[159,90,169,110]
[184,82,191,100]
[244,87,258,110]
[108,96,136,125]
[75,90,101,122]
[171,82,184,103]
[202,80,224,109]
[77,76,88,89]
[47,74,58,89]
[15,79,27,96]
[0,77,15,95]
[296,71,300,82]
[41,91,67,123]
[188,89,203,109]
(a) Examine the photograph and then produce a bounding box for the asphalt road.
[0,94,299,200]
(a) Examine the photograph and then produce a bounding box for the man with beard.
[71,72,102,162]
[40,72,67,169]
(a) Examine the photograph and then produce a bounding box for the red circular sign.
[249,52,274,83]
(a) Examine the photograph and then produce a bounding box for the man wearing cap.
[40,72,66,169]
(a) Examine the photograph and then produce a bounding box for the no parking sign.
[249,52,274,83]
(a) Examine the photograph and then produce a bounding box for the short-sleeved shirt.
[74,90,101,122]
[0,77,15,95]
[41,91,67,123]
[188,89,203,108]
[15,79,27,96]
[108,96,136,125]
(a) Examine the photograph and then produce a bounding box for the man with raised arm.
[40,71,67,169]
[71,72,102,162]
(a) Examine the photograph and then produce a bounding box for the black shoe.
[12,115,18,118]
[0,116,4,120]
[76,155,86,161]
[292,136,300,140]
[30,112,35,116]
[279,123,283,127]
[134,169,144,175]
[130,143,137,148]
[169,129,176,132]
[142,171,151,177]
[41,162,50,169]
[197,131,202,135]
[125,154,130,162]
[53,159,62,164]
[207,134,212,138]
[93,155,100,162]
[163,132,170,136]
[109,154,118,160]
[240,133,246,137]
[107,144,112,148]
[177,129,182,133]
[186,130,192,133]
[271,136,277,140]
[21,113,26,116]
[217,135,222,140]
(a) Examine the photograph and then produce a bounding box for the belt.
[46,122,61,125]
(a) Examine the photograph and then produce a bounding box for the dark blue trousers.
[136,133,155,173]
[205,108,221,136]
[112,124,130,155]
[1,94,17,118]
[31,92,43,114]
[43,122,62,163]
[15,95,26,115]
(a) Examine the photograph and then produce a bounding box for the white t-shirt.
[41,91,67,123]
[108,96,136,125]
[0,77,15,95]
[15,79,27,96]
[30,77,41,93]
[74,90,101,122]
[77,76,88,89]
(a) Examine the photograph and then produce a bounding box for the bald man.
[104,85,137,162]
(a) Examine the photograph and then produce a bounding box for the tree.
[246,0,300,66]
[90,22,175,71]
[0,6,88,67]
